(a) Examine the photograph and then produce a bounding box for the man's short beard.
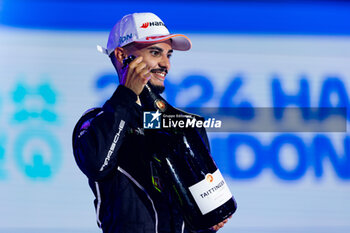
[148,81,165,94]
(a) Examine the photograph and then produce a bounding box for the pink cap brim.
[134,34,192,51]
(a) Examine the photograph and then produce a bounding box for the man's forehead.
[131,40,173,52]
[147,45,173,53]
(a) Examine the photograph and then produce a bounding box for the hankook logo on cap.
[140,21,165,29]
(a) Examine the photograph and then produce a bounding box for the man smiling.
[73,12,230,233]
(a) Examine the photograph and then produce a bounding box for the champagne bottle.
[140,84,237,231]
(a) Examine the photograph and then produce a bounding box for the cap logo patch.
[146,35,168,40]
[141,22,150,28]
[140,21,165,29]
[119,33,133,44]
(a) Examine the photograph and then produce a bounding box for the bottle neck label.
[188,169,233,215]
[154,99,167,112]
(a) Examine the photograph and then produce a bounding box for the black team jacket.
[72,85,216,233]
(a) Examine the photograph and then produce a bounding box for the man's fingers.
[210,218,231,231]
[140,70,151,84]
[126,57,150,85]
[131,59,151,84]
[134,62,147,74]
[128,56,143,69]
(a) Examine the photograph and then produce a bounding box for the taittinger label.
[188,169,232,215]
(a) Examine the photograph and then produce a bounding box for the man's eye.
[150,51,160,56]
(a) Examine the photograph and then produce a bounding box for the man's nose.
[159,55,170,71]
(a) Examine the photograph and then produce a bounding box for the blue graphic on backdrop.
[0,92,5,180]
[95,72,118,106]
[0,135,6,179]
[211,134,350,180]
[319,77,350,120]
[14,129,61,179]
[95,73,118,90]
[272,76,311,119]
[273,76,350,121]
[95,73,350,180]
[219,76,254,119]
[12,82,57,123]
[0,92,2,116]
[10,80,61,180]
[164,74,214,108]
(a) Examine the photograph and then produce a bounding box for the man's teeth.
[153,72,165,77]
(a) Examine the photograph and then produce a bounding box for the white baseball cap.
[97,12,192,56]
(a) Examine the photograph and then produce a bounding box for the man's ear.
[114,47,127,64]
